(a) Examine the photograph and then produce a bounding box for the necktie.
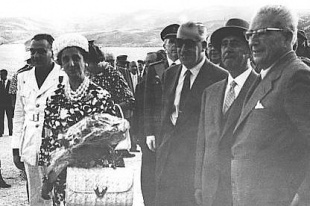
[223,80,237,114]
[171,63,176,66]
[179,70,191,112]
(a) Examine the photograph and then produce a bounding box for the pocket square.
[254,101,264,109]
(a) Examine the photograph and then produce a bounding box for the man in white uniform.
[12,34,63,206]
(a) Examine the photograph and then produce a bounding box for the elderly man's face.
[248,14,289,69]
[221,35,249,75]
[164,38,178,61]
[176,38,206,69]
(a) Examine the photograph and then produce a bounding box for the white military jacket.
[11,64,64,166]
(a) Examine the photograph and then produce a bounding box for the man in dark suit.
[231,5,310,205]
[0,69,13,137]
[127,61,142,95]
[194,18,258,206]
[141,24,180,206]
[155,22,227,206]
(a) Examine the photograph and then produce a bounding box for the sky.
[1,0,309,18]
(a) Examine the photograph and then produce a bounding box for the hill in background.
[1,6,310,47]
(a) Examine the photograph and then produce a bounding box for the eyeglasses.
[176,38,200,48]
[244,28,286,41]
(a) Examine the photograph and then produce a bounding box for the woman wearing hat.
[37,34,119,205]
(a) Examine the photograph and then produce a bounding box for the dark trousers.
[140,142,156,206]
[0,105,13,135]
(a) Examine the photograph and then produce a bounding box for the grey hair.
[253,5,298,44]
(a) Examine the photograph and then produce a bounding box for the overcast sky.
[1,0,309,19]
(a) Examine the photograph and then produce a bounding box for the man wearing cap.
[194,18,258,206]
[155,22,227,206]
[12,33,62,205]
[140,24,180,206]
[231,5,310,205]
[115,54,136,157]
[116,55,131,84]
[205,35,221,65]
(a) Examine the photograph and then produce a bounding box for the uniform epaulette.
[149,60,166,67]
[17,64,33,74]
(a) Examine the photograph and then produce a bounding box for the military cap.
[211,18,249,51]
[116,55,128,62]
[160,24,180,41]
[137,60,144,64]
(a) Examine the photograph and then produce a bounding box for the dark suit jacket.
[144,60,169,145]
[0,80,12,107]
[231,51,310,205]
[195,70,257,206]
[127,72,142,95]
[155,59,227,206]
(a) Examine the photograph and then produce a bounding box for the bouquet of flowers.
[41,113,129,199]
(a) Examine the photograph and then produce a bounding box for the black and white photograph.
[1,0,310,205]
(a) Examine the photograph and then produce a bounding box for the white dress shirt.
[171,56,206,125]
[224,67,252,104]
[130,73,138,93]
[167,58,181,67]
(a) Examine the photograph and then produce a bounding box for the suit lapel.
[213,80,227,136]
[220,71,257,140]
[181,61,208,109]
[38,64,61,96]
[234,67,283,132]
[167,65,182,104]
[28,68,39,92]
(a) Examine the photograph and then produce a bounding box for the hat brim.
[162,34,177,41]
[211,27,247,51]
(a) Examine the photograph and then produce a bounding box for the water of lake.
[0,43,162,78]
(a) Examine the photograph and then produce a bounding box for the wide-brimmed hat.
[211,18,249,50]
[53,33,89,59]
[116,55,128,62]
[160,24,180,41]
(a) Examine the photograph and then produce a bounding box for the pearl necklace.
[65,77,90,101]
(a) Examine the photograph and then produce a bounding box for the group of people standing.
[138,4,310,206]
[1,3,310,206]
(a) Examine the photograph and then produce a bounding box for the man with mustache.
[195,18,258,206]
[155,22,227,206]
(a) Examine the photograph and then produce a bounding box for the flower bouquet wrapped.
[41,113,129,199]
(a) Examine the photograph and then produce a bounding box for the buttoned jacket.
[11,64,64,166]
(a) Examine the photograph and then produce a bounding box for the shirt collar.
[167,58,181,66]
[260,50,293,79]
[227,65,252,88]
[181,55,206,77]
